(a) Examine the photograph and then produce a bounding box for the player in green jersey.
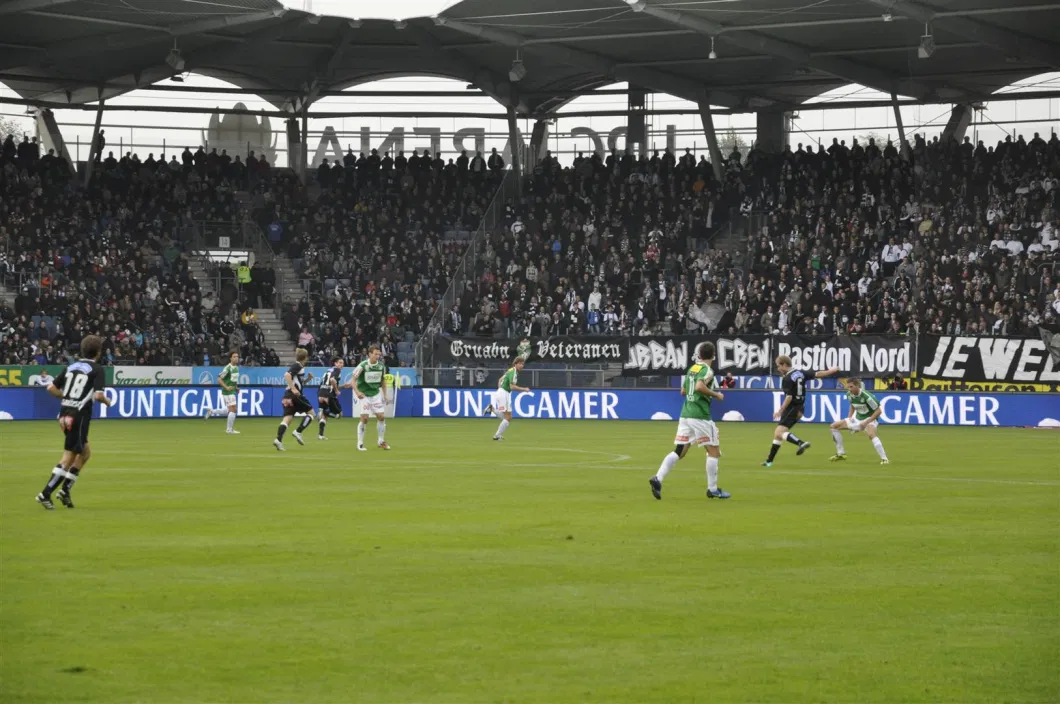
[489,357,529,440]
[202,350,240,434]
[649,342,730,500]
[829,378,890,464]
[343,344,390,451]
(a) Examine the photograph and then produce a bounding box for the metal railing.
[418,366,674,389]
[414,170,518,369]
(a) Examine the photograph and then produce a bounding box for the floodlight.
[509,59,526,82]
[166,47,185,72]
[918,31,935,59]
[708,36,716,60]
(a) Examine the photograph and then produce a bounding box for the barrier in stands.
[401,388,1060,428]
[192,366,419,388]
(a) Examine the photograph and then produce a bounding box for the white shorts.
[842,418,878,433]
[221,394,237,408]
[492,389,511,414]
[674,418,719,447]
[356,393,386,417]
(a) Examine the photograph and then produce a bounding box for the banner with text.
[401,387,1059,427]
[0,365,76,387]
[434,336,623,365]
[621,334,912,377]
[917,335,1060,387]
[112,366,193,386]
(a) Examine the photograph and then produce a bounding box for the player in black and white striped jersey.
[36,335,113,510]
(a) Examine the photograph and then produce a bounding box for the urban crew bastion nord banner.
[621,334,913,377]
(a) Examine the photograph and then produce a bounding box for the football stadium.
[1,0,1058,701]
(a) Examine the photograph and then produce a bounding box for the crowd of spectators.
[0,134,281,366]
[443,131,1060,340]
[248,149,509,366]
[4,124,1058,371]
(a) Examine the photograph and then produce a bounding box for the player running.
[202,350,240,434]
[762,355,840,467]
[274,348,315,451]
[649,341,729,500]
[488,357,529,441]
[317,357,344,440]
[345,345,389,451]
[36,334,113,510]
[829,378,890,464]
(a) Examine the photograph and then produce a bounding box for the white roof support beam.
[304,21,358,105]
[865,0,1060,70]
[434,15,748,110]
[40,9,287,64]
[629,0,944,102]
[405,21,526,113]
[0,0,73,14]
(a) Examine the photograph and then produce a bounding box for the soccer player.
[202,350,240,434]
[829,378,890,464]
[346,345,389,451]
[762,355,841,467]
[274,348,315,452]
[317,357,344,440]
[36,334,113,510]
[649,341,730,500]
[489,357,529,441]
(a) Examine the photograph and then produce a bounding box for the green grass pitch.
[1,418,1057,703]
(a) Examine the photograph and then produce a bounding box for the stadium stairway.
[254,309,296,365]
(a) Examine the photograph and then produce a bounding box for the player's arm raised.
[816,366,842,378]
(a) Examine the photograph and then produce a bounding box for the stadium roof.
[0,0,1057,115]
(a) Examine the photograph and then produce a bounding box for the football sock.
[209,408,227,417]
[61,467,80,492]
[831,429,845,454]
[656,451,679,482]
[784,432,804,446]
[767,440,782,462]
[226,412,236,432]
[277,422,288,441]
[377,421,386,443]
[872,437,888,461]
[318,417,327,437]
[706,456,719,492]
[42,464,67,497]
[495,419,510,438]
[296,416,313,433]
[357,421,366,446]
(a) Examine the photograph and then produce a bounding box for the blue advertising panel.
[193,366,419,387]
[2,387,1057,427]
[401,388,1060,428]
[0,386,353,420]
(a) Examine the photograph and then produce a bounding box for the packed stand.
[249,148,508,367]
[731,132,1060,336]
[0,134,281,365]
[454,148,741,338]
[448,132,1060,340]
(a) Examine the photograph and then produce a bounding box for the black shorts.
[282,392,314,416]
[60,414,91,454]
[318,395,342,416]
[778,405,804,429]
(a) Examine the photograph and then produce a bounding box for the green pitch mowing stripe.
[1,419,1057,703]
